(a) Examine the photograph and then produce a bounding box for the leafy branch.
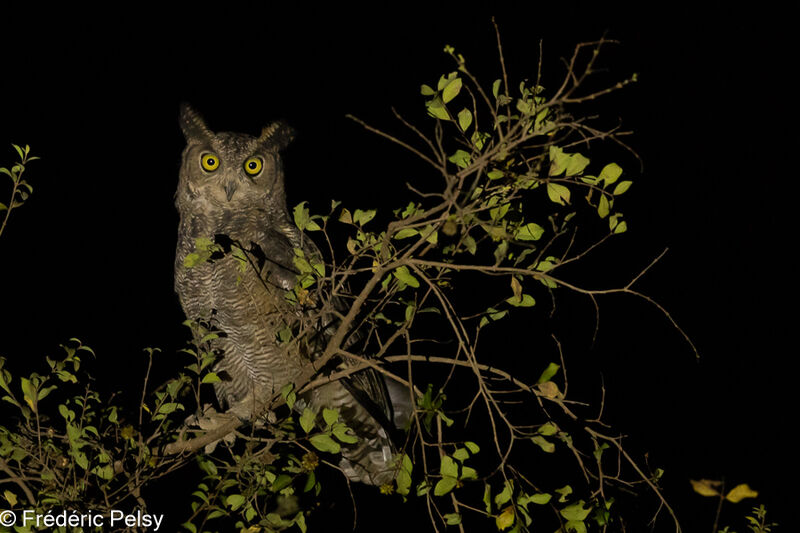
[0,144,38,240]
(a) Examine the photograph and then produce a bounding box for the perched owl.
[174,104,409,485]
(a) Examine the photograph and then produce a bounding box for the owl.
[174,104,409,485]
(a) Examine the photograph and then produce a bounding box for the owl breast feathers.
[174,103,409,485]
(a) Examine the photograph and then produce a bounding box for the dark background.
[1,3,794,531]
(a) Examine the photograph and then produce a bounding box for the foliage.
[1,27,767,533]
[0,144,38,240]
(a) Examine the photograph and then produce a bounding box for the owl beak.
[225,181,237,202]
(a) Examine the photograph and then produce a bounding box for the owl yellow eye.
[244,157,263,176]
[201,153,220,172]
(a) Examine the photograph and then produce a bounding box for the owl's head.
[177,103,295,212]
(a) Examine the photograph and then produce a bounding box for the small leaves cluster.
[183,448,314,533]
[0,341,163,527]
[0,144,38,239]
[182,392,372,531]
[298,407,358,454]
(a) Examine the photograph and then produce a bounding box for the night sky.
[1,3,795,531]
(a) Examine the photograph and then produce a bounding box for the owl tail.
[303,374,412,486]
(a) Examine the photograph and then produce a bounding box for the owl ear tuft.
[179,102,214,142]
[258,121,295,152]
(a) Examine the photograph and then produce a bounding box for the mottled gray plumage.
[174,104,408,485]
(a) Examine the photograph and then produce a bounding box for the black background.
[1,3,795,531]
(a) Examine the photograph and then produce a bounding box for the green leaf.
[302,472,316,493]
[593,443,609,460]
[532,435,555,453]
[725,483,759,503]
[613,180,633,195]
[598,195,611,218]
[448,149,472,168]
[434,476,458,496]
[536,363,560,384]
[489,202,510,221]
[457,108,473,131]
[444,513,462,525]
[271,474,293,492]
[226,494,246,511]
[487,169,504,180]
[614,220,628,234]
[394,228,419,239]
[560,501,591,521]
[439,411,454,427]
[396,454,413,496]
[58,404,75,422]
[537,422,558,436]
[471,130,489,150]
[332,423,358,444]
[309,434,341,454]
[515,222,544,241]
[465,441,480,454]
[565,520,588,533]
[599,163,623,185]
[496,506,515,530]
[75,452,89,470]
[157,402,181,415]
[93,464,114,480]
[484,483,493,513]
[530,493,551,505]
[492,79,502,99]
[291,203,310,227]
[201,372,221,384]
[338,208,353,224]
[393,266,420,288]
[20,377,36,408]
[420,84,436,96]
[549,146,569,176]
[442,77,462,103]
[495,481,514,506]
[37,385,56,401]
[516,97,534,115]
[294,511,308,533]
[4,490,18,507]
[547,183,571,205]
[300,408,316,434]
[426,97,451,120]
[462,235,477,255]
[556,485,573,502]
[506,294,535,307]
[453,448,469,462]
[353,209,376,226]
[0,202,6,212]
[322,408,339,426]
[424,227,438,244]
[280,382,296,409]
[440,455,458,478]
[461,466,478,480]
[565,153,590,176]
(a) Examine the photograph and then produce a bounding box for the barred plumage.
[174,104,409,485]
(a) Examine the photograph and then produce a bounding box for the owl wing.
[253,226,411,484]
[252,226,307,291]
[305,291,411,485]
